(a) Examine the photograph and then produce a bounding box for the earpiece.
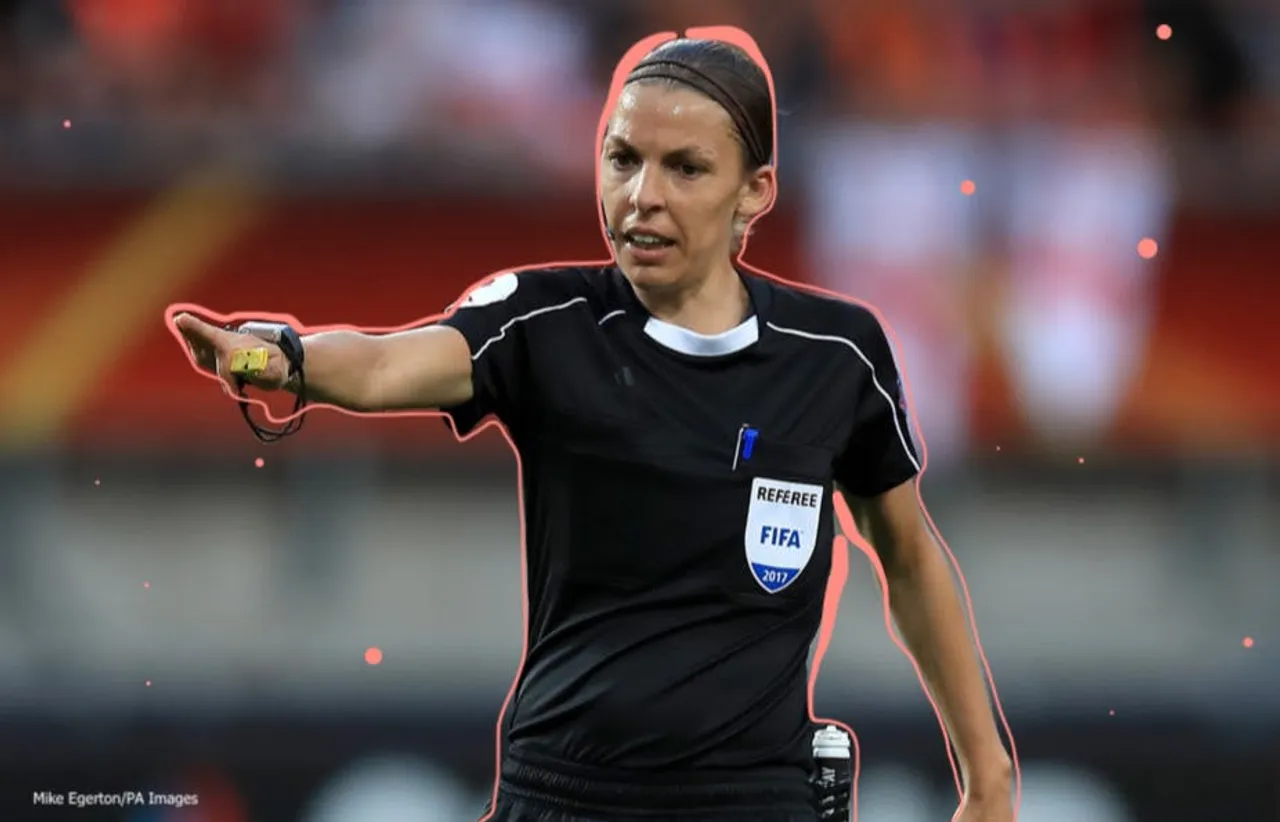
[600,200,616,242]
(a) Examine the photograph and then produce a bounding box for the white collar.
[642,315,759,357]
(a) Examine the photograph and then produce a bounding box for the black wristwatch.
[229,321,308,443]
[235,321,304,380]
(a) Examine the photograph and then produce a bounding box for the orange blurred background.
[1,193,1274,457]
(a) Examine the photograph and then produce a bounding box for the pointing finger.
[173,313,224,347]
[174,313,233,373]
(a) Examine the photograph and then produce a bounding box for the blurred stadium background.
[1,0,1278,819]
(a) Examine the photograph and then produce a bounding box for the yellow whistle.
[229,347,270,376]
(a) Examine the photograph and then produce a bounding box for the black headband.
[625,58,770,168]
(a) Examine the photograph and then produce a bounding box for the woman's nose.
[629,163,666,212]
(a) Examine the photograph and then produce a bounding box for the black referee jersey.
[439,264,921,809]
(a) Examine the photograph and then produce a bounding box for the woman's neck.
[633,263,751,336]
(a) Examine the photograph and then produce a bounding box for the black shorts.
[480,790,819,822]
[477,751,819,822]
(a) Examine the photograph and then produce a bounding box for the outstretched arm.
[175,268,555,430]
[842,479,1013,807]
[174,315,476,414]
[290,325,475,412]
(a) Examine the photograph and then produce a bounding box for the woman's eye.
[679,163,703,177]
[609,153,635,170]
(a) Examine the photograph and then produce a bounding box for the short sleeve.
[832,313,922,498]
[435,270,538,437]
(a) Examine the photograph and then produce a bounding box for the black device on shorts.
[812,724,853,820]
[227,321,307,443]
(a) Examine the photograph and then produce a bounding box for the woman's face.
[601,82,772,294]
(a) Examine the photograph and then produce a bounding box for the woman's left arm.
[845,477,1013,802]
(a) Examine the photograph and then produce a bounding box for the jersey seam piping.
[764,321,921,474]
[470,296,590,361]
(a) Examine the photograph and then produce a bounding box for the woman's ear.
[737,165,776,222]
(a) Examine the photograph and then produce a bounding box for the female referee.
[174,35,1014,822]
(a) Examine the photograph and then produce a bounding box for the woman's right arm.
[174,313,476,414]
[175,269,553,422]
[290,325,476,412]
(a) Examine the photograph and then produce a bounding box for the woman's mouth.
[622,230,676,264]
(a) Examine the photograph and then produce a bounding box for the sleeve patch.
[460,272,519,308]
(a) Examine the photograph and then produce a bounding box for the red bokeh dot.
[1156,24,1172,40]
[365,647,383,665]
[62,119,71,129]
[960,179,976,196]
[143,581,150,589]
[1077,457,1085,464]
[145,680,152,687]
[254,458,264,468]
[1137,238,1159,259]
[1243,637,1255,648]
